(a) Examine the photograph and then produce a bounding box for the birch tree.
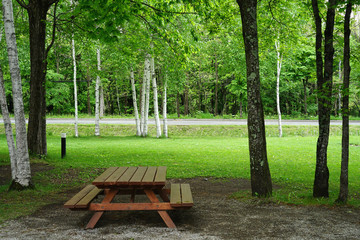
[275,39,283,138]
[163,74,168,138]
[71,34,78,137]
[130,67,141,136]
[70,0,78,137]
[142,55,151,137]
[95,47,101,136]
[2,0,32,189]
[140,62,147,135]
[150,54,162,138]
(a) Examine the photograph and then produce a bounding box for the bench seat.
[64,185,103,209]
[170,183,193,208]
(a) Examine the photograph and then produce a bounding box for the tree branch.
[15,0,29,9]
[45,1,59,59]
[130,0,196,15]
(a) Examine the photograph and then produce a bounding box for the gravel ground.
[1,177,360,240]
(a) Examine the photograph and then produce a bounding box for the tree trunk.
[3,0,33,188]
[0,66,17,179]
[71,37,78,137]
[100,85,105,117]
[95,47,101,136]
[303,78,308,115]
[237,0,272,197]
[184,87,189,115]
[275,40,283,138]
[176,91,180,117]
[140,62,147,135]
[336,2,352,204]
[150,54,161,138]
[163,74,168,138]
[130,68,141,136]
[86,65,91,115]
[312,0,336,198]
[214,54,219,116]
[143,54,151,137]
[115,81,121,115]
[25,0,52,156]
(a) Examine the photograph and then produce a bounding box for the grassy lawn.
[0,124,360,223]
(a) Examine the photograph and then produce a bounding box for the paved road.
[3,118,358,126]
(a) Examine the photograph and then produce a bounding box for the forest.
[0,0,359,119]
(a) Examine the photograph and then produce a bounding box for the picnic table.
[64,166,193,229]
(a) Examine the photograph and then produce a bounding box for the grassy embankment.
[0,124,359,224]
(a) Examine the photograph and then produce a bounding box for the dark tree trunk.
[214,54,219,116]
[25,0,53,156]
[184,87,189,115]
[312,0,336,198]
[337,2,352,204]
[237,0,272,197]
[303,78,308,115]
[176,92,180,117]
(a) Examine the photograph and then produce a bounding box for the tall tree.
[95,47,101,136]
[236,0,272,197]
[312,0,337,198]
[2,0,32,189]
[150,53,162,138]
[16,0,59,156]
[336,2,352,204]
[275,39,283,137]
[130,67,141,136]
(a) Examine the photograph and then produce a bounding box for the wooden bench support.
[64,185,103,209]
[170,184,194,208]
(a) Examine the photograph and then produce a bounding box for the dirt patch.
[0,163,54,185]
[0,167,360,239]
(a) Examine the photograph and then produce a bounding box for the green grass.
[0,124,360,224]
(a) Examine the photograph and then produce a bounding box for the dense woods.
[0,1,359,119]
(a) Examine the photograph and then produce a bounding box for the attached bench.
[170,183,194,208]
[64,185,103,209]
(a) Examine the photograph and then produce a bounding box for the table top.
[92,166,167,189]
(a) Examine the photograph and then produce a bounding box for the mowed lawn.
[0,127,359,223]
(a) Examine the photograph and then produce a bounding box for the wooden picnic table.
[64,166,193,229]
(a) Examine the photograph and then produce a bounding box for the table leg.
[144,189,176,228]
[86,189,118,229]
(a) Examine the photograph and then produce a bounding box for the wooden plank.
[141,166,157,184]
[170,184,182,207]
[92,167,118,185]
[105,167,128,184]
[154,166,167,185]
[75,186,103,208]
[88,203,175,211]
[117,166,137,184]
[180,184,194,207]
[129,167,147,184]
[64,185,95,208]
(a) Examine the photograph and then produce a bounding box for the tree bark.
[275,40,283,138]
[130,68,141,136]
[86,65,91,115]
[237,0,272,197]
[337,2,352,204]
[71,37,78,137]
[3,0,32,188]
[20,0,56,156]
[214,54,219,116]
[143,54,151,137]
[312,0,336,198]
[163,74,168,138]
[95,47,101,136]
[150,54,161,138]
[140,62,147,135]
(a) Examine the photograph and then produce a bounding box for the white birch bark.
[100,85,105,117]
[150,55,161,138]
[143,55,151,137]
[163,74,168,138]
[130,68,141,136]
[3,0,32,187]
[95,47,101,136]
[140,63,147,135]
[71,37,78,137]
[0,65,16,179]
[115,82,121,114]
[275,40,283,138]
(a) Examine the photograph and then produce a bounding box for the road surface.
[2,118,358,126]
